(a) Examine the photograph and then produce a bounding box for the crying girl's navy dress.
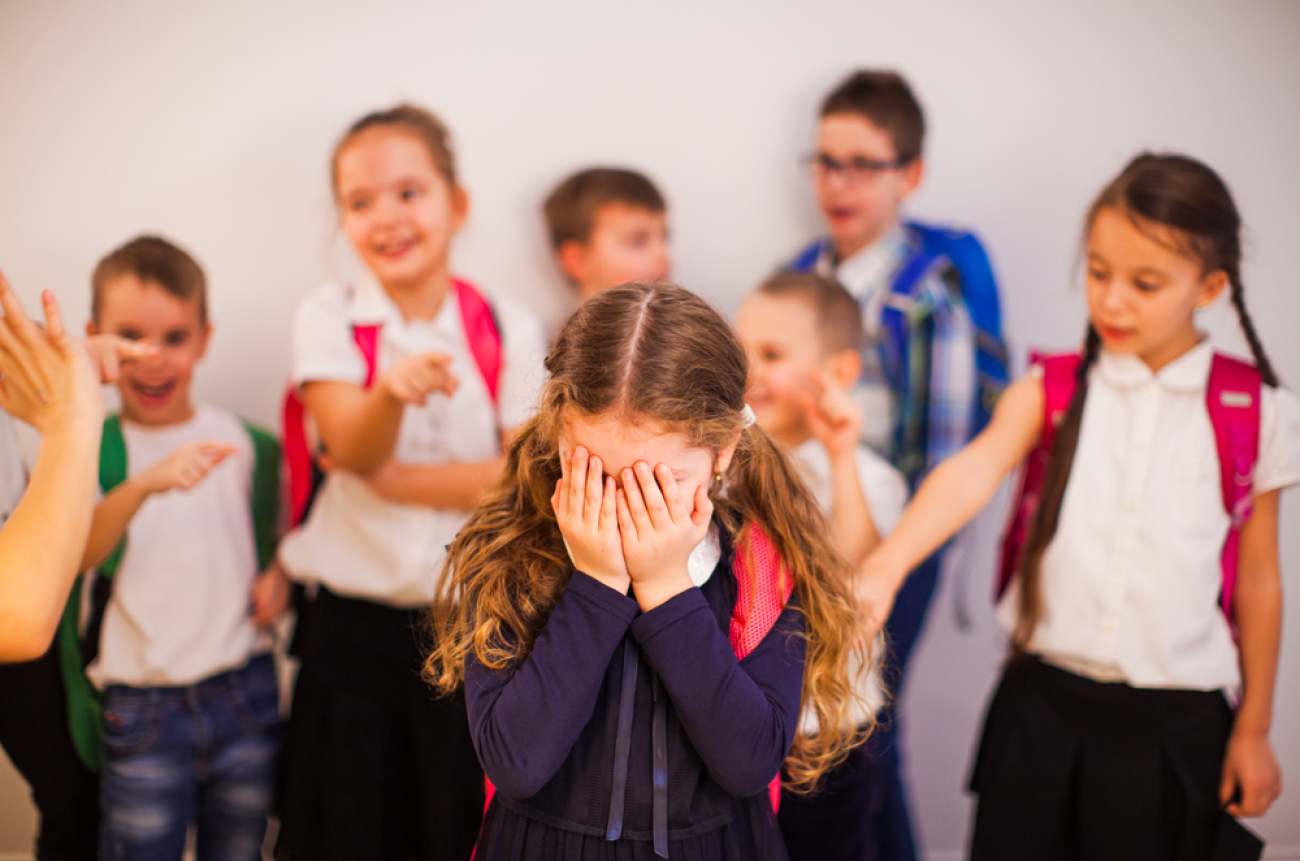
[465,531,803,861]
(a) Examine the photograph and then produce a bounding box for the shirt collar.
[349,273,461,333]
[823,222,909,301]
[1095,338,1214,392]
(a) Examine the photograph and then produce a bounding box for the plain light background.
[1,1,1298,857]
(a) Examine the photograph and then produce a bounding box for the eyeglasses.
[806,152,905,185]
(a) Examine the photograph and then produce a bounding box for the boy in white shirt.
[80,235,288,859]
[736,271,908,861]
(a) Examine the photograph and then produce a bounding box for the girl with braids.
[857,153,1299,860]
[428,282,869,861]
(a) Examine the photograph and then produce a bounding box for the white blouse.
[278,275,547,607]
[999,341,1300,690]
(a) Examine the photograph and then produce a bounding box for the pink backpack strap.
[454,278,502,409]
[995,351,1081,600]
[282,322,382,526]
[728,522,795,814]
[729,523,795,659]
[1206,353,1262,624]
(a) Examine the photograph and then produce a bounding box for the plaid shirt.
[807,225,977,487]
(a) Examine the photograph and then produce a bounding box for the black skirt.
[969,654,1263,861]
[275,587,485,861]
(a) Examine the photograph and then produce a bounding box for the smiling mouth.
[375,236,418,257]
[131,380,175,402]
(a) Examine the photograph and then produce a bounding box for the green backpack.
[55,414,280,772]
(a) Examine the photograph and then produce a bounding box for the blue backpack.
[789,220,1010,437]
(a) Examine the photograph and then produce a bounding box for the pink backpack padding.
[282,278,502,527]
[997,350,1262,627]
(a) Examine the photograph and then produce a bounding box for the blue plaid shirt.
[802,225,977,487]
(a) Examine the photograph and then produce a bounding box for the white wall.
[2,0,1298,856]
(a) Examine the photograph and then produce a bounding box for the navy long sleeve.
[465,571,640,799]
[465,540,806,860]
[631,587,805,797]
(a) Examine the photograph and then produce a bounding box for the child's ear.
[1197,269,1229,310]
[557,240,589,287]
[714,430,743,477]
[451,186,471,233]
[195,322,213,361]
[899,156,925,199]
[824,348,862,389]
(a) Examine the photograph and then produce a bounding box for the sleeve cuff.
[629,586,711,645]
[566,571,640,623]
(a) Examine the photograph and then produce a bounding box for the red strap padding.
[455,278,501,408]
[1206,353,1261,625]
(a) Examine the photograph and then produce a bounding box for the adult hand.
[0,272,102,432]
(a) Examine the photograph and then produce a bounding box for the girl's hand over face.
[552,447,629,594]
[1220,729,1282,817]
[382,351,458,406]
[617,462,713,611]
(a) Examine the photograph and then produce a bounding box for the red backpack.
[281,278,502,526]
[998,350,1262,627]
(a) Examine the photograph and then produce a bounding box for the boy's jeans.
[100,654,281,861]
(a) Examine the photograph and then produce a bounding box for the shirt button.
[1123,498,1137,514]
[1101,618,1118,635]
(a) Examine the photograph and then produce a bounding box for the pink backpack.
[281,277,502,526]
[997,350,1262,627]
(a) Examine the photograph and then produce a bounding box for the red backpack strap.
[454,278,502,409]
[728,522,795,660]
[1206,353,1262,624]
[995,351,1082,600]
[728,522,795,813]
[282,320,383,526]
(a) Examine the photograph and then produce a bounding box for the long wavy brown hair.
[427,282,871,790]
[1011,153,1280,649]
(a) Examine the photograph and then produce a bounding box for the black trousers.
[0,642,100,861]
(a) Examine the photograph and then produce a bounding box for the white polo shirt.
[1000,342,1300,690]
[790,438,909,729]
[88,407,270,688]
[277,276,547,608]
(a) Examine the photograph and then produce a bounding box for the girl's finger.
[569,447,589,509]
[655,464,684,523]
[584,455,604,518]
[615,488,637,542]
[689,484,714,531]
[599,476,618,532]
[621,468,652,529]
[633,462,671,528]
[550,478,564,514]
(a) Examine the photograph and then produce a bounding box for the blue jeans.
[100,654,281,861]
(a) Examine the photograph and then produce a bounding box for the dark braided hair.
[1010,153,1278,649]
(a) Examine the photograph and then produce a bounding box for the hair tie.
[741,404,757,428]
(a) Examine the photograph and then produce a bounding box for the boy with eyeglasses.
[783,69,1007,861]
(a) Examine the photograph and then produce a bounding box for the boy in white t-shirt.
[736,271,908,861]
[81,235,288,859]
